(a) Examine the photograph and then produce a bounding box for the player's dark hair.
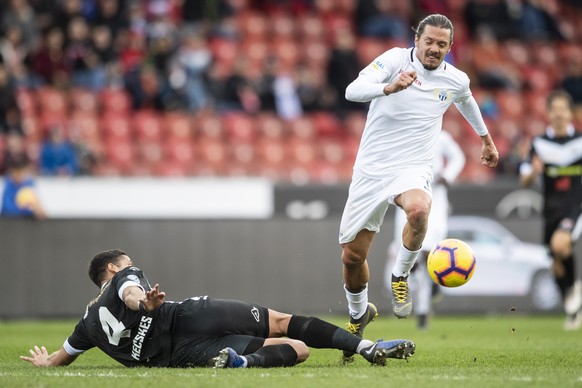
[547,89,574,111]
[88,249,127,287]
[414,14,454,44]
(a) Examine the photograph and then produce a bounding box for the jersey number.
[99,307,131,345]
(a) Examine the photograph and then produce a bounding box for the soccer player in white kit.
[338,14,498,361]
[389,130,465,330]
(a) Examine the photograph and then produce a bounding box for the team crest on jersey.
[434,89,451,102]
[127,274,139,282]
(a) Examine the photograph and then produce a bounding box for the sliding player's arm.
[20,345,78,367]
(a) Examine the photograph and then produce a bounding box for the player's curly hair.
[88,249,127,287]
[414,14,454,44]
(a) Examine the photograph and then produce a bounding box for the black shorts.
[169,297,270,367]
[544,206,582,245]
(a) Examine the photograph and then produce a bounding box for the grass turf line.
[1,315,580,387]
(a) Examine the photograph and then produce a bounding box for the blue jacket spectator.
[39,126,79,176]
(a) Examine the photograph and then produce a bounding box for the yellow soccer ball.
[427,238,476,287]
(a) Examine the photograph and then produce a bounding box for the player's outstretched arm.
[20,346,77,367]
[123,283,165,313]
[480,133,499,168]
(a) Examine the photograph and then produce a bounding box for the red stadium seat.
[36,87,68,116]
[222,113,257,143]
[68,112,100,144]
[165,139,196,165]
[310,112,343,137]
[15,88,37,116]
[101,113,133,141]
[69,88,99,114]
[164,112,194,140]
[99,88,131,114]
[133,111,163,142]
[104,138,135,172]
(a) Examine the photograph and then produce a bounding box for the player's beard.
[423,52,441,70]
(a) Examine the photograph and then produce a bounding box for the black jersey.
[527,130,582,218]
[64,267,178,367]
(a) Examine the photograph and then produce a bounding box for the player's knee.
[289,340,309,363]
[550,231,572,259]
[341,246,366,267]
[406,203,430,230]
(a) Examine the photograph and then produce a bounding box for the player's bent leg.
[213,340,303,368]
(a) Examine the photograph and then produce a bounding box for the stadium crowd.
[0,0,581,184]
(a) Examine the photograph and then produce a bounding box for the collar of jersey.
[546,124,575,138]
[409,47,446,74]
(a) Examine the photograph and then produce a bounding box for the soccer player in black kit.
[520,90,582,330]
[21,249,415,368]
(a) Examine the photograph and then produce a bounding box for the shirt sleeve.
[454,95,489,136]
[64,319,94,355]
[345,49,399,103]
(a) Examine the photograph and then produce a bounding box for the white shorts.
[339,168,433,244]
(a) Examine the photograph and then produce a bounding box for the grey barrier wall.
[1,182,581,319]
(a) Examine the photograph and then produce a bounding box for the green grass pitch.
[1,314,580,387]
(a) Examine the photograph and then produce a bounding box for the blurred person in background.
[0,64,22,135]
[21,249,415,369]
[520,90,582,331]
[387,129,465,330]
[337,14,498,362]
[169,29,212,112]
[39,124,79,176]
[31,27,71,88]
[1,155,46,219]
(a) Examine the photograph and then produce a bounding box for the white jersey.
[345,47,480,179]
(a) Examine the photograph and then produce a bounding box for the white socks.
[392,243,421,278]
[344,284,368,319]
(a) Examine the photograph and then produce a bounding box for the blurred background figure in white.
[387,129,465,330]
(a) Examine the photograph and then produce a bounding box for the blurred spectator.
[0,64,22,134]
[214,59,275,114]
[326,28,362,116]
[169,30,212,112]
[91,24,121,88]
[1,0,40,53]
[1,131,28,174]
[468,28,522,90]
[1,155,46,219]
[295,64,331,112]
[273,69,303,120]
[560,52,582,105]
[354,0,411,40]
[30,27,70,88]
[38,125,79,176]
[0,23,30,84]
[145,3,180,73]
[518,0,566,41]
[463,0,520,41]
[125,64,170,110]
[65,16,104,90]
[52,0,84,39]
[93,0,129,40]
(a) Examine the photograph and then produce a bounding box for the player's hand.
[141,284,165,312]
[480,134,499,168]
[531,155,544,175]
[20,346,51,367]
[384,71,417,95]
